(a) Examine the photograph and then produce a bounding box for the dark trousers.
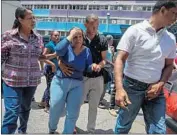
[109,83,116,109]
[2,83,36,134]
[41,65,54,106]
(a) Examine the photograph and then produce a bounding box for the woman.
[38,31,60,113]
[47,27,97,134]
[1,7,43,134]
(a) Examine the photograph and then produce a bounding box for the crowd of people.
[1,0,177,134]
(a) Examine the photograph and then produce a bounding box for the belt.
[84,73,102,78]
[124,75,150,87]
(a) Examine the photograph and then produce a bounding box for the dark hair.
[12,7,30,29]
[50,30,60,37]
[152,1,176,14]
[85,14,99,23]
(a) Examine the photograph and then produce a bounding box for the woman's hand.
[67,28,81,42]
[38,54,47,61]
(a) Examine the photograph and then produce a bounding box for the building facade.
[21,1,157,37]
[2,0,21,33]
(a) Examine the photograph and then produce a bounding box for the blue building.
[21,1,157,37]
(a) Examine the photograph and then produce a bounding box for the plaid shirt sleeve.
[1,32,12,64]
[38,35,44,54]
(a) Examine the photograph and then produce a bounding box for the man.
[59,14,108,133]
[114,1,177,134]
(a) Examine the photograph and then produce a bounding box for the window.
[131,20,142,25]
[37,30,45,36]
[100,19,106,24]
[51,5,54,9]
[64,5,68,9]
[100,5,105,10]
[133,5,142,11]
[110,5,114,10]
[119,5,131,10]
[73,5,76,10]
[89,5,92,10]
[60,31,65,36]
[69,5,72,10]
[146,6,152,11]
[111,20,117,24]
[61,5,64,9]
[117,19,126,24]
[80,5,87,10]
[125,20,130,24]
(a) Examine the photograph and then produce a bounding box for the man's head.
[50,31,60,43]
[152,1,177,26]
[106,35,114,46]
[84,14,99,39]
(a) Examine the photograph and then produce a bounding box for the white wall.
[2,1,21,33]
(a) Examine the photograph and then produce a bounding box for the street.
[1,76,146,134]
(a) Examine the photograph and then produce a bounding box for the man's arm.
[147,58,174,100]
[42,48,57,72]
[114,50,131,108]
[160,58,174,84]
[114,50,128,90]
[98,50,107,68]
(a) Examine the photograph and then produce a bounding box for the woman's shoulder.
[82,46,91,54]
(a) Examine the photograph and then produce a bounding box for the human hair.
[85,14,99,23]
[152,1,176,14]
[68,27,84,37]
[50,30,60,37]
[106,35,113,41]
[12,7,31,29]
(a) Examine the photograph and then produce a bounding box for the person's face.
[160,6,177,26]
[85,19,99,38]
[72,30,83,48]
[108,39,113,46]
[19,10,36,30]
[51,31,60,43]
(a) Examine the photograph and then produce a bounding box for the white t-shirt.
[117,20,176,83]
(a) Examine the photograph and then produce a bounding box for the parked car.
[164,70,177,134]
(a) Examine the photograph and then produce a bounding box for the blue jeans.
[115,76,166,134]
[41,65,54,106]
[2,83,36,134]
[49,76,83,134]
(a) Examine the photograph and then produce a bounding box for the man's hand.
[91,63,102,72]
[115,88,131,109]
[58,59,73,76]
[146,82,164,100]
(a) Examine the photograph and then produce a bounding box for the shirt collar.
[84,33,99,43]
[142,20,166,34]
[10,28,38,37]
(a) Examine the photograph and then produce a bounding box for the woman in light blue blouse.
[48,27,98,134]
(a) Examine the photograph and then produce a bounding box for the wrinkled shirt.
[1,28,43,87]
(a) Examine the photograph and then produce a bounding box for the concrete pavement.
[1,76,146,134]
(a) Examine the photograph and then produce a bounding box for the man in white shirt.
[114,1,177,134]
